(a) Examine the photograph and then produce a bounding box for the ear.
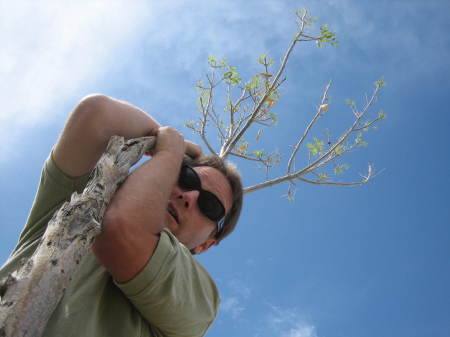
[192,238,217,254]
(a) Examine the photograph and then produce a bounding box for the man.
[0,94,243,336]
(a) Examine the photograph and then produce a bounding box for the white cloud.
[221,296,245,319]
[0,0,152,158]
[227,277,252,299]
[283,325,317,337]
[0,0,308,161]
[219,276,252,320]
[267,305,318,337]
[3,1,396,161]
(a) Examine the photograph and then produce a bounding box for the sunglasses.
[178,165,226,234]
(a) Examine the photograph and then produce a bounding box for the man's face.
[166,166,233,254]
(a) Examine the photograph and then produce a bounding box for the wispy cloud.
[219,276,252,319]
[0,1,307,160]
[221,296,245,319]
[266,305,317,337]
[0,1,152,159]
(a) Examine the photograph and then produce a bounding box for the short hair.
[182,155,243,245]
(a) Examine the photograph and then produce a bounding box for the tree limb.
[286,81,332,174]
[244,163,374,194]
[219,10,308,158]
[0,136,155,337]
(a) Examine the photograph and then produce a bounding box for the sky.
[1,1,449,337]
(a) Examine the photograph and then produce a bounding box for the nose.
[178,189,200,211]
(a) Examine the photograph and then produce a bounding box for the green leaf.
[307,138,324,155]
[378,110,386,119]
[318,24,338,47]
[207,54,216,63]
[258,54,268,65]
[375,77,386,87]
[355,132,368,147]
[334,164,349,175]
[245,75,261,90]
[269,112,277,123]
[345,99,356,106]
[208,54,227,68]
[257,54,274,66]
[254,150,264,157]
[223,66,241,85]
[318,172,328,181]
[235,141,248,154]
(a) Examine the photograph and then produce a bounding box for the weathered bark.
[0,135,155,337]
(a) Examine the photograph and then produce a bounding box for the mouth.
[167,203,179,224]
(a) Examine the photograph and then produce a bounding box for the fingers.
[184,140,202,159]
[149,127,203,159]
[153,126,186,158]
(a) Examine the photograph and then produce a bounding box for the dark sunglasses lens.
[179,165,226,223]
[198,192,225,222]
[179,166,200,190]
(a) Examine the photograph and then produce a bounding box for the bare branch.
[353,116,383,131]
[229,152,262,162]
[0,136,156,337]
[298,84,381,175]
[219,11,309,158]
[198,72,221,155]
[297,165,373,186]
[286,81,332,174]
[244,163,374,194]
[243,82,383,194]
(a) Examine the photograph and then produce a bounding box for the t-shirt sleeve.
[115,229,220,337]
[13,152,91,256]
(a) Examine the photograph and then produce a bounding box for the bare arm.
[53,94,161,177]
[53,95,198,282]
[92,127,186,283]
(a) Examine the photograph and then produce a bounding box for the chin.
[164,216,178,234]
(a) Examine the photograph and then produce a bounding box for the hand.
[146,128,202,159]
[153,126,186,159]
[184,140,202,159]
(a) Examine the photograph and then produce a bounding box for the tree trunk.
[0,136,155,337]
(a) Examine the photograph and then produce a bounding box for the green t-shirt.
[0,154,220,337]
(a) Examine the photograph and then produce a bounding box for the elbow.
[70,94,110,128]
[70,94,112,140]
[77,93,110,110]
[92,202,160,260]
[92,204,160,282]
[73,94,109,123]
[92,205,126,259]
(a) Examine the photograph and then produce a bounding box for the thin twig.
[244,163,373,194]
[286,81,332,174]
[229,152,270,163]
[353,116,383,131]
[243,84,382,194]
[297,84,381,176]
[296,169,372,186]
[219,11,308,158]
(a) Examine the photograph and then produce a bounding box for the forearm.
[54,94,160,177]
[104,151,181,235]
[93,142,184,282]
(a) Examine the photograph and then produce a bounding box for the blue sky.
[1,1,449,337]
